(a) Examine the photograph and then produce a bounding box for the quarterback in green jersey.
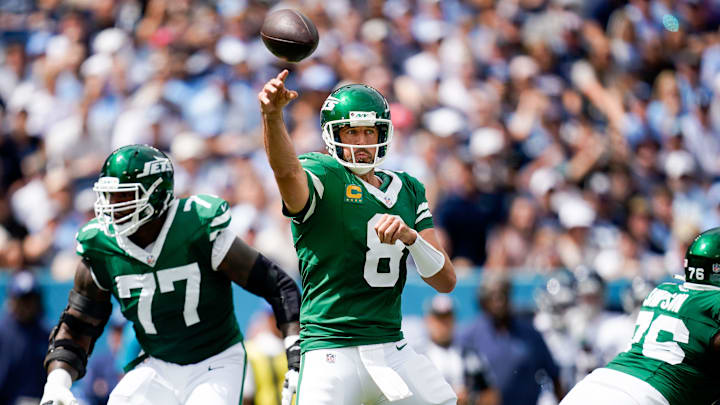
[259,70,458,405]
[40,145,301,405]
[561,227,720,405]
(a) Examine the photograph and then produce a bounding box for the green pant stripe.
[239,341,247,405]
[295,352,306,405]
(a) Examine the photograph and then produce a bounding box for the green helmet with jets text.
[93,145,174,237]
[684,227,720,287]
[320,84,393,174]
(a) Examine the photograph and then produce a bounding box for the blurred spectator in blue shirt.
[0,107,41,192]
[435,155,504,268]
[0,271,50,405]
[459,273,563,405]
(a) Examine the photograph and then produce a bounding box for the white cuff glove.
[281,368,299,405]
[40,369,78,405]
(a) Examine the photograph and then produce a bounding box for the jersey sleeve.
[282,153,328,225]
[186,194,235,271]
[408,175,434,232]
[75,221,112,291]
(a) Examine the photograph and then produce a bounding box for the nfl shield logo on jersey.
[326,353,336,364]
[713,263,720,273]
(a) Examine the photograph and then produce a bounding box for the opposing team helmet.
[320,84,393,174]
[684,227,720,287]
[93,145,174,238]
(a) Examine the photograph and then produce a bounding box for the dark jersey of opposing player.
[284,153,434,353]
[606,282,720,405]
[75,195,242,365]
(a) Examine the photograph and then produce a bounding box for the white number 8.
[364,214,405,287]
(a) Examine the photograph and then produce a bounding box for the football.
[260,9,319,63]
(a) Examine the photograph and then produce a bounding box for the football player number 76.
[115,263,201,334]
[629,310,690,365]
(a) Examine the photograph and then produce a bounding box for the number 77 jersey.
[75,194,243,366]
[286,153,435,353]
[606,282,720,405]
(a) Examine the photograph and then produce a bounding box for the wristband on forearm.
[407,233,445,278]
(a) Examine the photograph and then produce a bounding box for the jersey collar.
[358,169,402,208]
[682,282,720,291]
[117,199,178,267]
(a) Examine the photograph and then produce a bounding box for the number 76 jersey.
[606,282,720,405]
[286,153,435,353]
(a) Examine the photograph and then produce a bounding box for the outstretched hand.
[258,69,299,115]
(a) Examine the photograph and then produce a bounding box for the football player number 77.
[116,264,201,334]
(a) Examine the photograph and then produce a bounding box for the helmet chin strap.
[114,221,138,236]
[114,204,154,239]
[349,166,373,175]
[345,143,379,175]
[108,177,166,240]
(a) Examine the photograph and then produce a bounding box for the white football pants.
[296,339,457,405]
[107,341,247,405]
[560,368,670,405]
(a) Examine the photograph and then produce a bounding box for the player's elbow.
[435,284,454,294]
[448,273,457,292]
[440,275,457,293]
[430,269,456,293]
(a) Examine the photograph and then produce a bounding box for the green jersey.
[285,153,434,352]
[75,194,242,365]
[607,282,720,405]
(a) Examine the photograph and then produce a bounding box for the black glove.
[286,339,301,371]
[282,339,301,405]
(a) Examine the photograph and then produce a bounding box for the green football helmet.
[93,145,174,237]
[684,227,720,287]
[320,84,393,174]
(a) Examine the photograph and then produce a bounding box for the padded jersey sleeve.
[75,221,112,291]
[184,194,235,271]
[281,153,327,225]
[707,290,720,325]
[407,174,434,232]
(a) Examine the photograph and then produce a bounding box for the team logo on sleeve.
[345,184,363,204]
[713,263,720,273]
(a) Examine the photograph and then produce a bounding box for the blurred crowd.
[2,0,720,404]
[3,0,720,284]
[2,0,720,280]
